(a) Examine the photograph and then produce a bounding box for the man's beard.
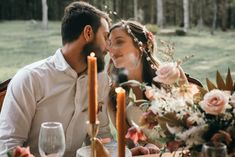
[81,40,105,73]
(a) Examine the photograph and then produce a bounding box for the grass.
[0,20,61,82]
[156,29,235,85]
[0,21,235,85]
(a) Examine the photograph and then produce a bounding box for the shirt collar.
[53,48,77,78]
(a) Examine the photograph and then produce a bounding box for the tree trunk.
[197,0,204,31]
[134,0,138,20]
[42,0,48,30]
[227,1,231,29]
[189,0,193,27]
[174,0,181,26]
[211,0,218,35]
[183,0,189,32]
[220,0,227,31]
[113,0,117,13]
[120,0,124,18]
[157,0,164,28]
[150,0,155,23]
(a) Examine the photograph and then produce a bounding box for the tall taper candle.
[115,87,126,157]
[88,52,98,124]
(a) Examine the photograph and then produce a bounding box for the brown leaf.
[206,78,216,91]
[225,68,233,91]
[198,86,208,94]
[216,71,226,90]
[158,120,169,134]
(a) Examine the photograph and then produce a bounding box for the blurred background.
[0,0,235,84]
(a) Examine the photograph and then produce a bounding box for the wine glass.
[38,122,65,157]
[0,142,7,157]
[202,142,228,157]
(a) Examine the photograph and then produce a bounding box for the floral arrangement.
[7,146,34,157]
[124,63,235,155]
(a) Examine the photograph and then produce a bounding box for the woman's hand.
[131,143,160,156]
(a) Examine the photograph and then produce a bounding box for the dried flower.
[126,68,235,154]
[125,126,147,144]
[230,93,235,107]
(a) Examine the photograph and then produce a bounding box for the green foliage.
[145,24,158,34]
[157,29,235,85]
[175,29,186,36]
[0,21,235,84]
[1,0,235,29]
[0,21,61,82]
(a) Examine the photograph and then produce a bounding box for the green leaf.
[206,78,216,91]
[134,99,148,103]
[154,136,173,144]
[216,71,226,90]
[128,88,136,102]
[7,152,12,157]
[120,80,142,87]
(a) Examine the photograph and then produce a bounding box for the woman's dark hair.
[108,20,161,110]
[61,1,111,45]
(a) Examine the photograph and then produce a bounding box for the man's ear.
[83,25,94,42]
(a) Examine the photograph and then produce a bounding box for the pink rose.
[144,86,155,101]
[199,89,230,115]
[153,62,180,85]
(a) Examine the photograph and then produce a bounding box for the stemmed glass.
[202,142,228,157]
[38,122,65,157]
[0,142,7,157]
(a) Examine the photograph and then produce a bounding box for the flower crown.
[121,20,158,71]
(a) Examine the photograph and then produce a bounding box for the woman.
[107,20,163,156]
[107,20,202,156]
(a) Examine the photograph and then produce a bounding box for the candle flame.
[90,52,95,57]
[115,87,125,93]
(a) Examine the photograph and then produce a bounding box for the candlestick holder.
[87,121,100,157]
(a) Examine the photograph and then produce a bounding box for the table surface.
[134,151,182,157]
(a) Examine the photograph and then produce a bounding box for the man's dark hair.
[61,1,111,45]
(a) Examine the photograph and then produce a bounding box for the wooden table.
[134,151,182,157]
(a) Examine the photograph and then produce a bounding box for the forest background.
[0,0,235,84]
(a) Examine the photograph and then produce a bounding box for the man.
[0,2,112,157]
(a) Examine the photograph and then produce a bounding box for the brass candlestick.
[87,121,100,157]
